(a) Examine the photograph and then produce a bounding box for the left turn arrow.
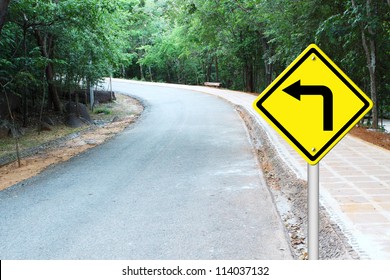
[283,80,333,131]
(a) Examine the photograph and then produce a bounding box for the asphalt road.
[0,81,291,259]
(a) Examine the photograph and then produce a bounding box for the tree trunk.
[34,30,62,112]
[139,64,144,80]
[0,0,10,35]
[362,31,378,128]
[264,61,273,87]
[351,0,378,128]
[148,66,153,82]
[245,61,254,92]
[206,62,212,82]
[261,36,273,86]
[23,25,28,127]
[4,88,21,167]
[215,56,219,82]
[46,63,61,111]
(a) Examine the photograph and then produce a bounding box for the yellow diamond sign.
[253,44,373,165]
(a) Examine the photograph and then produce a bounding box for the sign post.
[252,44,373,259]
[308,163,319,260]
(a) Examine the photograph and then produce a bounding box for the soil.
[350,126,390,151]
[0,94,143,191]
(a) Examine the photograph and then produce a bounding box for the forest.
[0,0,389,134]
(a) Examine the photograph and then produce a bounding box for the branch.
[351,0,374,72]
[0,77,13,89]
[233,0,251,13]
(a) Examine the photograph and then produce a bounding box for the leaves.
[0,0,388,120]
[1,0,135,92]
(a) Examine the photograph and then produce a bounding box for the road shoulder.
[0,94,143,191]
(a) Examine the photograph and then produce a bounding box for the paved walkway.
[110,79,390,259]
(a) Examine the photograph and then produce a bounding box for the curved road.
[0,81,291,259]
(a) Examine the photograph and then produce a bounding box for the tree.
[350,0,382,128]
[0,0,10,35]
[316,0,389,128]
[1,0,388,130]
[1,0,134,119]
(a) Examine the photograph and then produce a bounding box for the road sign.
[253,44,373,165]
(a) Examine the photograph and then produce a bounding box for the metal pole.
[308,162,319,260]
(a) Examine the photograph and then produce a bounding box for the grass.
[94,108,112,115]
[0,125,84,159]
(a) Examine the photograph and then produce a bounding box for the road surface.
[0,81,291,259]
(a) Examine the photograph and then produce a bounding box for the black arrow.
[283,80,333,131]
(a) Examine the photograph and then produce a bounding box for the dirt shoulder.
[0,94,143,191]
[350,126,390,151]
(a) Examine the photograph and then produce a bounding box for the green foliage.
[1,0,389,124]
[0,0,136,113]
[122,0,389,123]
